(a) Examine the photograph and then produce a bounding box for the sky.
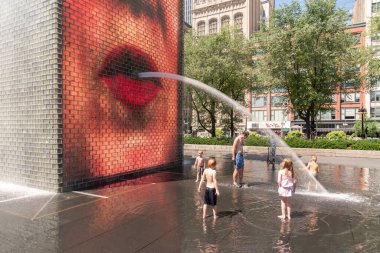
[275,0,355,12]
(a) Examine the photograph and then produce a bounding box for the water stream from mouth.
[139,72,328,194]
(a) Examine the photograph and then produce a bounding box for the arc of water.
[138,72,251,117]
[139,72,327,193]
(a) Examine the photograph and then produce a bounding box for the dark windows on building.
[370,107,380,118]
[271,110,288,121]
[370,90,380,102]
[319,109,336,120]
[197,21,205,35]
[341,92,360,103]
[209,19,217,34]
[234,13,243,32]
[252,96,267,107]
[271,96,287,107]
[341,108,359,120]
[252,110,267,121]
[221,16,230,28]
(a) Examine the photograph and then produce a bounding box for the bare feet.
[233,182,240,188]
[277,215,286,220]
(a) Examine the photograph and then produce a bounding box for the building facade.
[192,0,273,38]
[248,22,369,134]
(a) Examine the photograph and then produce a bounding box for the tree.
[354,117,379,138]
[367,12,380,85]
[184,27,255,137]
[254,0,365,138]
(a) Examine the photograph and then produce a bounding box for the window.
[370,91,380,102]
[370,107,380,118]
[252,97,267,107]
[209,19,217,34]
[342,82,356,88]
[341,108,359,120]
[372,2,380,13]
[234,13,243,32]
[319,109,336,120]
[221,16,230,28]
[252,110,267,121]
[271,110,288,121]
[197,21,205,35]
[271,96,287,107]
[341,92,360,103]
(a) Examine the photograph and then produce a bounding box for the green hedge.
[184,136,232,145]
[184,135,380,151]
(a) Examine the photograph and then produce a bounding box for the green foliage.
[285,137,313,148]
[215,128,224,138]
[285,130,304,139]
[244,134,269,146]
[184,136,232,145]
[254,0,365,138]
[326,131,348,140]
[353,118,379,137]
[184,135,380,151]
[351,140,380,150]
[184,27,255,137]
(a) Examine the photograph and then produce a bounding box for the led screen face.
[62,0,181,184]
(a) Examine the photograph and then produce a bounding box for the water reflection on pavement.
[0,155,379,252]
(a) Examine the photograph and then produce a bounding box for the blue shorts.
[234,152,244,169]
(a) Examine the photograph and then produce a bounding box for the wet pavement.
[0,154,379,252]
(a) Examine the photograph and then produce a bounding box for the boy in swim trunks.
[198,158,220,219]
[232,131,249,187]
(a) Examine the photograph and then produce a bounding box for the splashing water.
[139,72,327,194]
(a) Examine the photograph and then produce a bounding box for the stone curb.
[184,144,380,159]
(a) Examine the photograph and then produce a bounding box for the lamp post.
[358,107,367,139]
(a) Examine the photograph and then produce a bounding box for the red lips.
[99,45,161,107]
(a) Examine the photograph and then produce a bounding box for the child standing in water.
[306,155,320,190]
[194,150,205,182]
[306,155,320,177]
[198,158,220,219]
[278,158,296,220]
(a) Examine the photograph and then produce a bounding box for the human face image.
[61,0,181,185]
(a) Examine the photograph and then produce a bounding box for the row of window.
[197,13,243,35]
[252,93,363,108]
[252,107,380,121]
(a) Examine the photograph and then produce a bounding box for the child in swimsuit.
[278,158,296,220]
[194,150,205,182]
[306,155,320,177]
[198,158,220,219]
[306,155,320,190]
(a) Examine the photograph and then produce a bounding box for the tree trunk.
[230,109,234,138]
[210,101,216,137]
[310,115,316,139]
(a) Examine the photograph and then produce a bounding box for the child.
[278,158,296,220]
[306,155,320,177]
[306,155,320,191]
[198,158,220,219]
[194,150,205,182]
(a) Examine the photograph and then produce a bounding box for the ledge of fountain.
[184,144,380,159]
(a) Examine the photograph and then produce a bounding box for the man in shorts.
[232,131,249,187]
